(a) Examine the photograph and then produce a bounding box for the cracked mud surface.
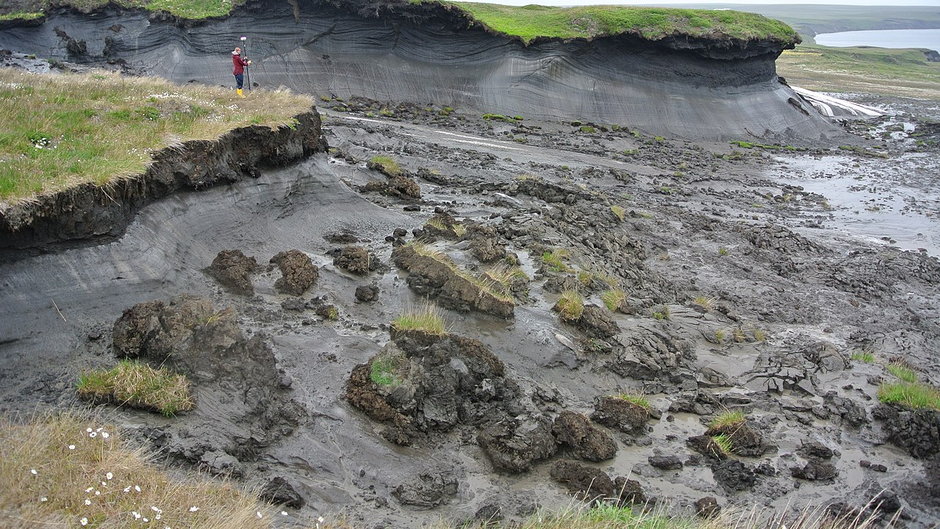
[1,98,938,527]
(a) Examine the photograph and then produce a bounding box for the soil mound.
[270,249,318,296]
[205,249,259,295]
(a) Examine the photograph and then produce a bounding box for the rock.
[355,284,379,303]
[470,236,506,263]
[270,250,318,296]
[648,455,683,470]
[392,470,458,508]
[549,460,615,501]
[478,415,557,474]
[591,396,650,434]
[790,461,838,481]
[281,297,306,312]
[686,435,727,460]
[199,450,242,477]
[873,403,940,459]
[472,503,503,525]
[260,477,304,508]
[694,497,721,518]
[822,391,869,426]
[552,411,617,462]
[205,249,259,296]
[711,459,757,491]
[394,228,408,238]
[608,329,695,382]
[333,245,376,275]
[362,166,421,200]
[871,489,902,513]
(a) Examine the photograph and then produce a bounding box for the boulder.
[270,249,318,296]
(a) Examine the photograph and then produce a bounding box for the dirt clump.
[332,245,381,275]
[549,460,614,501]
[477,415,558,474]
[392,244,514,318]
[872,404,940,459]
[260,476,304,508]
[355,284,379,302]
[362,165,421,200]
[205,249,259,295]
[552,410,617,462]
[712,459,758,491]
[704,420,770,457]
[392,469,459,508]
[270,249,318,296]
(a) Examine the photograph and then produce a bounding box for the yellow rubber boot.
[237,88,244,98]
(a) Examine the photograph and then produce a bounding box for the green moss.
[616,393,650,410]
[434,2,798,45]
[369,155,403,176]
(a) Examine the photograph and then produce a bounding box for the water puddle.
[771,154,940,256]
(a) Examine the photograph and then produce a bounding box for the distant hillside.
[664,4,940,38]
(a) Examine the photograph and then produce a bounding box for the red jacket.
[232,53,249,75]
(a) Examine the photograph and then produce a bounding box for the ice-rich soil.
[1,95,939,528]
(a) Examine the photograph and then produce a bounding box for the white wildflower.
[30,469,37,475]
[101,432,110,439]
[106,472,113,480]
[281,511,288,516]
[151,506,162,513]
[84,498,91,505]
[86,427,93,433]
[134,485,141,492]
[256,511,263,518]
[68,444,75,450]
[80,518,88,526]
[188,506,199,512]
[89,432,97,438]
[40,496,48,502]
[133,511,141,519]
[85,487,94,493]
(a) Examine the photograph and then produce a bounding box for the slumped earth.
[0,94,939,528]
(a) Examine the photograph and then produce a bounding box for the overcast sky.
[449,0,940,5]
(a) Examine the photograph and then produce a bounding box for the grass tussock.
[692,296,715,311]
[0,413,293,529]
[441,2,799,45]
[77,360,194,417]
[369,155,403,176]
[392,304,447,336]
[850,350,876,364]
[886,363,918,383]
[541,248,573,273]
[709,410,746,430]
[616,394,650,410]
[409,242,513,303]
[3,0,247,19]
[601,289,626,312]
[610,205,626,221]
[555,289,584,322]
[370,350,409,387]
[877,382,940,411]
[711,433,733,456]
[0,69,312,203]
[486,264,529,287]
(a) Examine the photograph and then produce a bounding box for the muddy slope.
[1,95,938,528]
[0,110,324,254]
[0,0,837,140]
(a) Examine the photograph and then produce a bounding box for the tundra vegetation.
[76,360,194,417]
[0,69,312,202]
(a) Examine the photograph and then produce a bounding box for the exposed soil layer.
[0,110,324,254]
[0,0,841,140]
[0,90,939,529]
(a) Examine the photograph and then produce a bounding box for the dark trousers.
[234,73,244,89]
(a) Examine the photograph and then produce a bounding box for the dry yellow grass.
[0,69,313,203]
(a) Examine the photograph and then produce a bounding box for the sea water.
[815,28,940,53]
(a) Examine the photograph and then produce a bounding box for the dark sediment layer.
[0,0,837,140]
[0,110,324,253]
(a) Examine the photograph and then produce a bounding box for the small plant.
[692,296,715,311]
[658,185,674,194]
[886,363,918,383]
[452,223,467,237]
[541,248,572,273]
[711,433,733,456]
[610,204,626,221]
[878,382,940,411]
[379,108,394,117]
[714,329,726,343]
[850,350,876,364]
[577,270,595,286]
[616,393,651,409]
[586,503,635,523]
[752,328,767,342]
[651,305,670,320]
[709,410,746,430]
[392,305,446,335]
[554,290,584,322]
[438,106,454,116]
[579,125,596,133]
[732,327,746,343]
[369,350,408,387]
[369,155,402,176]
[718,247,729,256]
[325,306,339,320]
[601,289,627,312]
[77,360,194,417]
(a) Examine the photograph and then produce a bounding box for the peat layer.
[0,90,938,527]
[0,0,838,140]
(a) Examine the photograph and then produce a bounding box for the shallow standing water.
[814,29,940,53]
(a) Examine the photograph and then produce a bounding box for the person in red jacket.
[232,47,251,97]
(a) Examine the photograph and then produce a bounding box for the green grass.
[555,289,584,322]
[886,363,918,383]
[408,242,513,303]
[778,44,940,100]
[610,205,626,222]
[76,360,194,417]
[1,0,247,19]
[0,11,43,20]
[0,69,311,203]
[616,393,650,410]
[711,434,733,456]
[541,248,573,273]
[692,296,714,311]
[709,410,745,430]
[714,329,726,343]
[392,305,447,336]
[850,351,876,364]
[486,264,529,287]
[369,155,403,177]
[436,2,799,45]
[878,382,940,411]
[651,305,670,321]
[601,289,626,312]
[369,351,409,387]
